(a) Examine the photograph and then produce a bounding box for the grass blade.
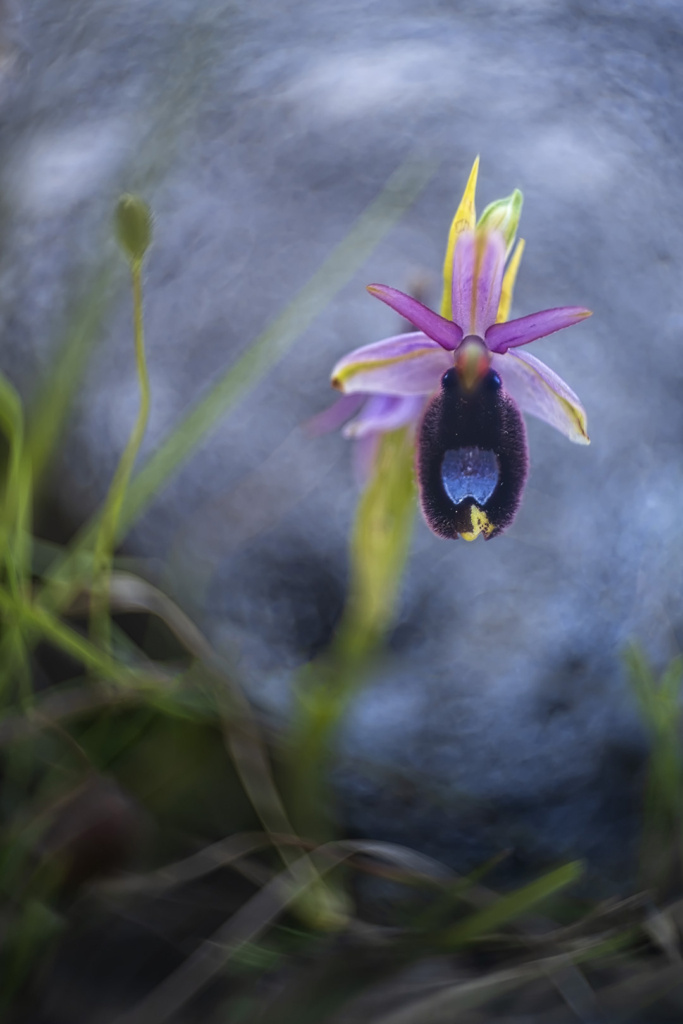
[441,861,583,949]
[26,264,117,489]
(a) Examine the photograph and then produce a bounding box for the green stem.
[0,373,33,706]
[0,585,150,689]
[286,427,417,841]
[90,259,150,653]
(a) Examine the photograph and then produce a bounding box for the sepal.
[331,333,451,396]
[441,157,479,319]
[491,350,589,444]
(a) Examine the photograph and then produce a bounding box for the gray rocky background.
[1,0,683,881]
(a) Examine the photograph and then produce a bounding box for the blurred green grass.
[0,160,681,1023]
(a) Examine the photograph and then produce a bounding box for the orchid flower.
[322,159,591,541]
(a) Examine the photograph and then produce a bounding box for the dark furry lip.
[416,366,529,541]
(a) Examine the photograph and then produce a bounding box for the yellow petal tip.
[440,157,481,319]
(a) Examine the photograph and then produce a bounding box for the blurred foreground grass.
[0,165,681,1023]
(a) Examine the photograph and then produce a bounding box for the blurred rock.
[2,0,683,879]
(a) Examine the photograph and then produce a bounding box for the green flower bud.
[477,188,523,254]
[115,194,152,263]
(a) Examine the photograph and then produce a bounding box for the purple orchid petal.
[367,284,463,350]
[491,350,589,444]
[451,230,506,336]
[451,230,475,335]
[485,306,592,353]
[306,393,366,435]
[473,231,507,335]
[332,332,452,396]
[343,394,426,439]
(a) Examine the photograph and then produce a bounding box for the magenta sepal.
[485,307,591,353]
[367,284,463,350]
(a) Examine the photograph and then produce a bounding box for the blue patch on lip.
[441,447,499,506]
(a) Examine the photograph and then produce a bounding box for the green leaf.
[337,425,417,660]
[286,427,417,843]
[26,263,117,489]
[441,861,583,948]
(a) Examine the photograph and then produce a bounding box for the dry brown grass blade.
[368,958,566,1024]
[372,945,683,1024]
[520,961,683,1024]
[338,839,455,885]
[71,573,332,899]
[69,572,215,663]
[110,840,386,1024]
[542,962,601,1024]
[343,845,600,1024]
[98,835,457,902]
[95,831,273,897]
[536,893,650,948]
[109,838,494,1024]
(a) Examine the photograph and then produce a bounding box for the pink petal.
[332,332,452,396]
[343,394,426,439]
[473,231,507,335]
[491,350,589,444]
[367,284,463,350]
[451,230,475,335]
[485,307,592,353]
[306,393,365,435]
[451,230,506,336]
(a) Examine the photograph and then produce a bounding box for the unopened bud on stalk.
[115,193,152,263]
[477,189,523,255]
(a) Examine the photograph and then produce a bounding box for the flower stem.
[0,372,33,707]
[286,427,417,842]
[90,258,150,654]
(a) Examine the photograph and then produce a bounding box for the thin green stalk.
[287,427,417,841]
[27,263,116,490]
[0,585,151,690]
[90,258,150,653]
[627,646,683,894]
[0,377,27,597]
[0,372,33,706]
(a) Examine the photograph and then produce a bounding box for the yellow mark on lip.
[332,348,442,390]
[460,506,494,541]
